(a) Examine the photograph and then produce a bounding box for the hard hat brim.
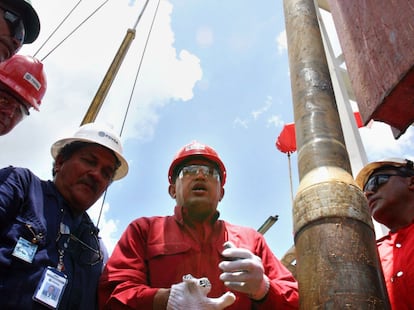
[51,137,129,181]
[0,73,40,111]
[2,0,41,44]
[355,158,409,189]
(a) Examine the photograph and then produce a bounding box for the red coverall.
[377,222,414,310]
[99,206,299,309]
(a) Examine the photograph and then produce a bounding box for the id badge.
[12,237,38,263]
[33,267,68,309]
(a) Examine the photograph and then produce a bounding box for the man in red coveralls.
[99,141,299,309]
[356,158,414,310]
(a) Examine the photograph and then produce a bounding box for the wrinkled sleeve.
[252,233,299,309]
[0,167,27,226]
[98,218,158,309]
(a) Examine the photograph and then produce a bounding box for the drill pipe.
[283,0,390,308]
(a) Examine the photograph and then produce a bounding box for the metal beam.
[257,215,279,235]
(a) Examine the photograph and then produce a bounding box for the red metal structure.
[328,0,414,138]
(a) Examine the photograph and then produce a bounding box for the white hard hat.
[355,158,414,189]
[51,123,129,180]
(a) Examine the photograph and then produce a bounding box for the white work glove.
[167,274,236,310]
[219,241,270,301]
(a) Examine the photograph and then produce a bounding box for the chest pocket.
[146,242,193,287]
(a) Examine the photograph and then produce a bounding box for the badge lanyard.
[56,222,70,271]
[32,222,70,309]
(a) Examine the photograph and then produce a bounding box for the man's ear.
[219,187,225,201]
[54,155,64,173]
[408,176,414,190]
[168,184,176,199]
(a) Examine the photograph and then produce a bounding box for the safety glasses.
[363,172,413,192]
[3,9,25,45]
[178,164,220,182]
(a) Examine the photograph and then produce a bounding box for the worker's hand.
[167,274,236,310]
[219,241,270,301]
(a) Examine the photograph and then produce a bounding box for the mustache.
[78,177,99,193]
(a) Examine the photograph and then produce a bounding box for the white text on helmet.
[98,131,120,146]
[23,72,41,91]
[185,142,205,151]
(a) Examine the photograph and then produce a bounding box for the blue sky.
[1,0,414,259]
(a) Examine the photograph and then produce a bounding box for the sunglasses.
[178,164,220,182]
[363,172,413,192]
[3,9,25,45]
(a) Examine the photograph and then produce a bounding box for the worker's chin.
[0,122,12,135]
[0,39,13,62]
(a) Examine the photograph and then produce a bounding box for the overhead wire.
[26,0,161,229]
[96,0,161,227]
[119,0,161,137]
[36,0,112,62]
[33,0,83,58]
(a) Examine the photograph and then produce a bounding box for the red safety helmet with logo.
[0,54,46,111]
[168,141,227,186]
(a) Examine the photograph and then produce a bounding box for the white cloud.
[360,122,414,161]
[0,0,203,251]
[276,30,287,54]
[0,0,202,161]
[251,96,272,120]
[267,115,284,128]
[234,96,278,128]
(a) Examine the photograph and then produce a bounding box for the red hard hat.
[0,55,46,110]
[168,141,227,185]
